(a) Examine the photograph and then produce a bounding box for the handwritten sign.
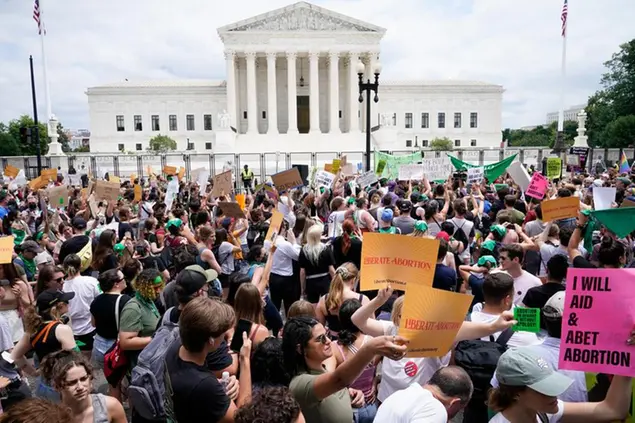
[467,167,484,185]
[272,168,304,192]
[93,180,120,203]
[4,165,19,179]
[41,168,57,181]
[559,268,635,377]
[0,237,14,264]
[541,197,579,222]
[218,202,246,219]
[177,167,185,181]
[546,157,562,180]
[341,163,354,176]
[88,196,99,218]
[513,307,540,333]
[357,170,378,188]
[47,185,69,208]
[314,170,336,189]
[400,285,473,357]
[163,166,177,176]
[360,233,439,292]
[212,170,232,198]
[526,172,549,199]
[265,210,284,242]
[398,164,423,181]
[29,176,47,191]
[134,184,142,202]
[421,158,453,181]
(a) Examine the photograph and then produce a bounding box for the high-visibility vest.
[242,170,253,179]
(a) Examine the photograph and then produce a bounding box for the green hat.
[495,346,573,397]
[477,255,497,267]
[414,221,428,233]
[490,225,507,239]
[113,243,125,255]
[481,239,497,252]
[165,218,183,230]
[618,177,631,185]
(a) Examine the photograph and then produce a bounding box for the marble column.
[348,51,360,132]
[328,51,340,134]
[224,50,237,129]
[245,51,258,134]
[309,50,320,133]
[286,51,298,134]
[266,52,278,135]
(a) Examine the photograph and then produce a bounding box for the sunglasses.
[315,333,331,345]
[54,277,64,283]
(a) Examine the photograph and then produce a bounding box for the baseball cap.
[36,289,75,313]
[381,208,394,222]
[35,253,54,266]
[543,291,565,319]
[490,225,507,239]
[414,221,428,233]
[495,346,573,397]
[398,200,412,212]
[72,216,87,230]
[477,255,497,267]
[481,239,497,252]
[436,231,450,242]
[176,265,218,296]
[21,240,42,254]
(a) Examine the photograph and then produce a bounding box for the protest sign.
[235,194,246,210]
[146,165,154,176]
[566,154,580,167]
[546,157,562,179]
[163,166,177,176]
[134,184,142,202]
[421,158,454,181]
[374,151,421,179]
[196,170,209,194]
[541,197,579,222]
[4,165,19,179]
[29,176,47,191]
[41,168,57,181]
[164,178,179,210]
[110,176,121,184]
[9,170,26,190]
[448,154,517,182]
[177,167,185,181]
[218,202,246,219]
[314,170,336,189]
[559,268,635,377]
[340,155,347,166]
[88,197,99,218]
[467,167,484,185]
[360,233,439,292]
[398,164,423,181]
[593,187,616,211]
[513,307,540,333]
[375,160,386,176]
[212,170,232,198]
[399,284,473,357]
[324,163,333,173]
[47,185,69,208]
[507,162,531,192]
[130,174,137,184]
[341,163,354,176]
[93,180,120,203]
[332,159,341,174]
[526,173,549,200]
[68,174,81,187]
[357,170,378,188]
[265,210,284,242]
[272,168,304,192]
[0,237,14,264]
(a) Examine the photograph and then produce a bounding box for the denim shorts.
[91,334,115,370]
[35,376,60,403]
[353,402,378,423]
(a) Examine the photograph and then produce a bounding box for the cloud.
[0,0,634,131]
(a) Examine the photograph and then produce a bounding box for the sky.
[1,0,634,131]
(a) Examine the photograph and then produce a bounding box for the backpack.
[77,239,93,272]
[128,307,180,421]
[453,327,514,401]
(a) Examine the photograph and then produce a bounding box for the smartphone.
[230,319,253,353]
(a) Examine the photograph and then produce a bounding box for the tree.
[56,122,71,153]
[74,145,90,153]
[0,132,22,156]
[148,134,177,152]
[430,137,453,151]
[504,121,578,148]
[7,115,49,156]
[602,115,635,148]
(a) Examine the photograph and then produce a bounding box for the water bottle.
[220,371,230,392]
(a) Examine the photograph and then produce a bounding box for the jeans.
[35,376,60,402]
[263,295,283,337]
[91,334,115,370]
[353,402,378,423]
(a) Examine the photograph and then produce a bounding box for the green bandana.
[11,229,25,245]
[135,292,159,318]
[18,254,36,277]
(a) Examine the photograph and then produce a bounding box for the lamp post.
[357,60,381,171]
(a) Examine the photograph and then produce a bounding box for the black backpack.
[453,327,514,401]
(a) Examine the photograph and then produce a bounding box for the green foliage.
[602,115,635,148]
[56,122,71,153]
[148,134,177,152]
[6,115,49,156]
[0,133,22,156]
[430,137,453,151]
[74,145,90,153]
[504,121,577,148]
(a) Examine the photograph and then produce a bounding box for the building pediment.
[218,1,385,34]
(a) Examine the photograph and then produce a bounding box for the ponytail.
[325,263,358,311]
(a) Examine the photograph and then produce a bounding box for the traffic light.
[19,127,33,144]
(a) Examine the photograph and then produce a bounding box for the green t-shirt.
[289,369,353,423]
[119,298,159,338]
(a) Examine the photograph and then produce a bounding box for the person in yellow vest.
[241,165,254,194]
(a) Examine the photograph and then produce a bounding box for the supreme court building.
[87,2,504,154]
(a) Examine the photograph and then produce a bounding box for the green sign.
[546,157,562,180]
[374,151,421,179]
[447,153,518,182]
[376,160,387,176]
[513,307,540,333]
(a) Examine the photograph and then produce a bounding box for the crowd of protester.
[0,161,632,423]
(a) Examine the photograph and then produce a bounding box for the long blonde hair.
[391,296,405,327]
[301,224,325,265]
[325,262,358,311]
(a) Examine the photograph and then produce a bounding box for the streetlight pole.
[357,60,381,171]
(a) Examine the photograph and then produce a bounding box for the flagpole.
[38,0,52,122]
[557,24,567,137]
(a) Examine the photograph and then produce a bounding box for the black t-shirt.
[90,293,132,339]
[522,283,566,310]
[433,264,457,291]
[298,247,334,276]
[95,254,118,274]
[165,341,230,423]
[140,256,166,272]
[118,222,135,242]
[59,235,92,264]
[165,308,233,372]
[331,237,362,270]
[573,255,597,269]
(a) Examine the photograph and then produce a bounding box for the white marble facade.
[86,2,504,153]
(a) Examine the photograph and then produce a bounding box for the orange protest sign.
[399,285,473,357]
[265,210,284,242]
[324,163,333,172]
[163,166,177,176]
[0,237,13,264]
[4,165,19,179]
[541,197,579,222]
[130,174,137,184]
[134,184,142,202]
[177,167,185,181]
[360,233,439,292]
[235,194,246,210]
[41,168,57,180]
[29,176,47,191]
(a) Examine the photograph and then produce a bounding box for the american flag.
[561,0,568,37]
[33,0,45,35]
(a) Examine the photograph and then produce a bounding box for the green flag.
[374,151,422,179]
[589,207,635,238]
[447,153,518,182]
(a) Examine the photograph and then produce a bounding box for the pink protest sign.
[559,268,635,377]
[525,173,548,199]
